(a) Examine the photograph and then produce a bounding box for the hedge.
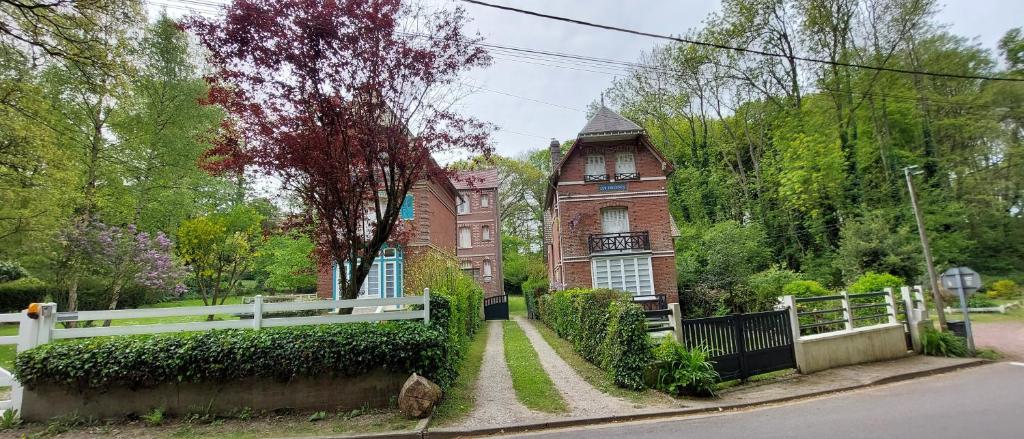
[15,320,455,391]
[0,278,48,313]
[537,289,651,390]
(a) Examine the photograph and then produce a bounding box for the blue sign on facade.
[598,182,628,192]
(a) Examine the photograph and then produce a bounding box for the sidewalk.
[427,355,987,438]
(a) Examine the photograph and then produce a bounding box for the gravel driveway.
[972,321,1024,360]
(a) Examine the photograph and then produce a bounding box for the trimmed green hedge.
[15,320,455,391]
[537,289,651,390]
[0,277,48,313]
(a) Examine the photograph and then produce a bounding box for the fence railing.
[0,291,431,413]
[790,288,898,336]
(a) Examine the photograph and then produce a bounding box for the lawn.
[509,294,526,317]
[503,320,567,413]
[0,295,248,371]
[431,322,490,426]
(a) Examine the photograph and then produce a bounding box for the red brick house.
[315,163,459,300]
[453,169,504,299]
[543,106,679,303]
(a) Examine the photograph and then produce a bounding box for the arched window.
[483,260,493,280]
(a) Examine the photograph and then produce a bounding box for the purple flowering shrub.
[63,221,188,297]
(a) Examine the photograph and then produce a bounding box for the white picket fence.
[0,291,431,414]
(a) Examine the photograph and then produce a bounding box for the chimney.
[549,139,561,170]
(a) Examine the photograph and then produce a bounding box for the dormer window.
[615,152,638,180]
[585,154,608,182]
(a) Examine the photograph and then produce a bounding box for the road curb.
[425,359,990,438]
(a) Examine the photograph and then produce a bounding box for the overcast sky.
[154,0,1024,160]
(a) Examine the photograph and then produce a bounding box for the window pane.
[616,152,636,173]
[384,263,396,298]
[459,227,471,248]
[601,208,629,234]
[586,155,605,175]
[482,226,491,240]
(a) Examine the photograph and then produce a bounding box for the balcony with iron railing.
[588,231,651,253]
[614,172,640,181]
[583,174,609,182]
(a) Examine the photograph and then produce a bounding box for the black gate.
[484,294,509,320]
[679,310,796,381]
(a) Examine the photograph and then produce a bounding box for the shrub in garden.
[0,277,48,313]
[921,328,968,358]
[0,260,29,283]
[651,339,719,397]
[985,279,1021,299]
[746,266,802,309]
[782,280,830,298]
[15,320,456,391]
[847,272,903,293]
[405,248,484,356]
[602,300,653,390]
[966,295,997,308]
[537,289,651,390]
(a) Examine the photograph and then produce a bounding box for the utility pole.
[904,166,947,329]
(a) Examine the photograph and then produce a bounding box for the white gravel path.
[451,320,557,429]
[513,316,646,417]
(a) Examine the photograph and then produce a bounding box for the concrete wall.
[796,323,909,374]
[21,370,407,421]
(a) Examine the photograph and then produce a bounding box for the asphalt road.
[502,362,1024,439]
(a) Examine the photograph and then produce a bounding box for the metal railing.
[588,231,651,253]
[584,174,609,182]
[792,289,898,336]
[614,172,640,181]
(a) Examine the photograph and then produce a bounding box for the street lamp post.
[903,166,947,329]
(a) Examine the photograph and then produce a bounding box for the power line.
[459,0,1024,83]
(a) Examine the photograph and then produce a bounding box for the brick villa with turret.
[543,106,679,304]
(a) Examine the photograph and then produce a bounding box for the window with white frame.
[384,261,397,298]
[616,152,636,174]
[482,225,491,241]
[481,194,490,208]
[483,260,492,281]
[457,194,470,214]
[591,255,653,295]
[459,226,472,248]
[601,207,629,234]
[358,262,381,297]
[586,154,606,176]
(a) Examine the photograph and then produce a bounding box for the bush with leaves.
[15,320,457,391]
[0,261,29,283]
[651,339,719,397]
[537,289,651,390]
[0,277,48,312]
[782,280,830,298]
[746,266,802,308]
[921,328,968,358]
[404,248,483,357]
[985,279,1021,299]
[847,272,903,294]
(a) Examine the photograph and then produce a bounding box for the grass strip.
[531,318,666,405]
[503,320,568,413]
[431,323,490,425]
[508,294,526,317]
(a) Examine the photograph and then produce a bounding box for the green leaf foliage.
[14,321,457,391]
[921,329,969,358]
[651,339,719,397]
[537,289,651,390]
[782,280,830,298]
[0,277,48,313]
[847,272,904,294]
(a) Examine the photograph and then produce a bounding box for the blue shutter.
[400,194,414,219]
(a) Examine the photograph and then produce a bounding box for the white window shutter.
[586,155,605,176]
[616,152,636,174]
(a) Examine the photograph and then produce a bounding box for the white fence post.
[883,288,898,324]
[253,295,263,330]
[780,295,801,341]
[423,288,430,325]
[840,291,854,331]
[913,285,929,320]
[668,302,683,343]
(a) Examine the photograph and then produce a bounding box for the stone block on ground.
[398,373,442,418]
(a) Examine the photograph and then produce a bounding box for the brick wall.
[456,187,503,298]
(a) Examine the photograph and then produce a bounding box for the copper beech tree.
[188,0,492,302]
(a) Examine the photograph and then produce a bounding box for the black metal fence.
[588,231,651,253]
[679,310,796,381]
